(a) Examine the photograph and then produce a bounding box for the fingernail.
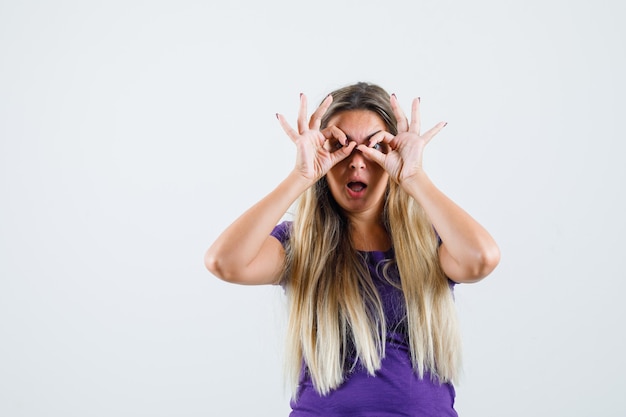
[418,97,421,102]
[300,93,303,98]
[276,113,280,120]
[391,93,397,99]
[443,122,448,127]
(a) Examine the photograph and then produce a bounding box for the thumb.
[330,141,357,165]
[357,144,386,167]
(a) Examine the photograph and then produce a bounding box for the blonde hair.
[282,83,461,397]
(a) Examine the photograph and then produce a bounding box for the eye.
[332,138,352,151]
[372,142,388,154]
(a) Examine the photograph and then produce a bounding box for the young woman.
[205,82,500,416]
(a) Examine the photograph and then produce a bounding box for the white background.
[1,1,624,416]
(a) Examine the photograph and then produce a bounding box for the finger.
[297,93,308,134]
[410,98,421,134]
[329,140,357,164]
[421,121,447,145]
[322,125,348,146]
[367,131,395,153]
[276,113,299,143]
[356,144,386,167]
[369,130,400,150]
[391,94,409,133]
[310,94,333,130]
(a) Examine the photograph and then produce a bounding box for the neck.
[347,211,391,252]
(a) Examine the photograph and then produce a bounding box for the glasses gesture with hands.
[358,95,447,185]
[276,94,356,184]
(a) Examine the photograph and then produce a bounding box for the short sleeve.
[270,221,292,248]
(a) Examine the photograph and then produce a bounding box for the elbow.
[205,248,254,284]
[482,244,501,273]
[204,250,221,277]
[204,249,235,283]
[471,243,501,282]
[454,244,500,284]
[443,241,501,284]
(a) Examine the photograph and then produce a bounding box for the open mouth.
[347,181,367,192]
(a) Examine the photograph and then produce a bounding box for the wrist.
[399,169,430,190]
[286,170,317,192]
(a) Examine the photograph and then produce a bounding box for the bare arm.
[204,172,310,285]
[401,172,500,283]
[205,94,356,285]
[358,96,500,283]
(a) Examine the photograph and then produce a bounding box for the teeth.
[348,182,366,192]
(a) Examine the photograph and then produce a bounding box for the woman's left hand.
[357,95,446,185]
[360,95,500,283]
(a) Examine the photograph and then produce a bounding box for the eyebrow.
[345,130,382,143]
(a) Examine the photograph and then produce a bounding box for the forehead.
[326,110,387,140]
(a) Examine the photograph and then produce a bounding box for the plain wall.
[1,0,625,416]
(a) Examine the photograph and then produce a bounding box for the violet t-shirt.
[271,221,458,417]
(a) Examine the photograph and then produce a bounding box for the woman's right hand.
[276,94,356,183]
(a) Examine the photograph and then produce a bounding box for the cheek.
[327,160,349,181]
[372,167,389,185]
[325,170,343,193]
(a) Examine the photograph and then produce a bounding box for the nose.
[349,150,366,169]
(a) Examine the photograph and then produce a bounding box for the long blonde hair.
[282,82,461,396]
